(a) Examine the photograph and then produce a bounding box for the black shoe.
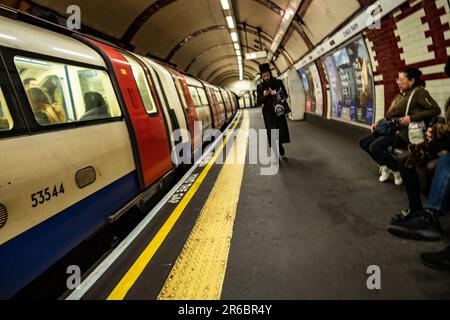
[391,209,421,224]
[387,211,442,241]
[421,246,450,271]
[279,145,285,157]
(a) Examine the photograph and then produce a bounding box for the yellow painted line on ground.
[158,110,249,300]
[107,111,243,300]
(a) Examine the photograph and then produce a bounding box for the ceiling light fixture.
[221,0,230,10]
[266,0,302,63]
[230,32,238,42]
[226,16,234,29]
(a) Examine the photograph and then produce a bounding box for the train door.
[90,40,173,188]
[165,68,200,152]
[219,88,233,121]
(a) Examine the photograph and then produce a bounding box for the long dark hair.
[401,67,426,88]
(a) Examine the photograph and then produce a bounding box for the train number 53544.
[31,183,65,208]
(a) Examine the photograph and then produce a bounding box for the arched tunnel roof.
[25,0,373,85]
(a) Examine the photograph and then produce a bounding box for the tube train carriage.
[0,9,239,299]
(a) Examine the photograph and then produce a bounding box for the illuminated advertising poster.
[347,38,375,125]
[333,47,355,122]
[299,63,323,115]
[309,64,323,116]
[323,36,375,126]
[299,69,312,113]
[323,56,342,118]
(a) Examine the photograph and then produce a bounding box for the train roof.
[184,75,203,88]
[0,14,106,68]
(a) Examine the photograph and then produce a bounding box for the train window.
[214,90,224,105]
[222,91,230,105]
[197,87,208,106]
[173,77,189,110]
[122,53,158,115]
[188,86,201,107]
[0,87,13,131]
[14,56,121,126]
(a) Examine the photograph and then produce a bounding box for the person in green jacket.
[359,67,441,185]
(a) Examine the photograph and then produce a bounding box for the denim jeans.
[426,153,450,213]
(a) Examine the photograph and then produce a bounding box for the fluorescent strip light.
[221,0,230,10]
[236,49,241,56]
[234,43,240,50]
[226,16,234,29]
[283,8,295,21]
[230,32,238,42]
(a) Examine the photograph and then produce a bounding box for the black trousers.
[398,163,437,212]
[398,164,423,212]
[359,133,406,171]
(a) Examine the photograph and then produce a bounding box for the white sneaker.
[393,171,403,185]
[379,166,392,183]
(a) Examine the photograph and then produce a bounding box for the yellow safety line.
[107,111,243,300]
[158,110,249,300]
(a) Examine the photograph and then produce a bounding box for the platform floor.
[67,109,450,300]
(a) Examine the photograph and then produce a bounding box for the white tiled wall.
[427,78,450,114]
[364,37,379,73]
[375,85,385,122]
[395,9,435,65]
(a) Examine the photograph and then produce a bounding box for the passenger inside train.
[79,92,110,121]
[25,87,66,125]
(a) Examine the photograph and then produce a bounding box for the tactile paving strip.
[158,111,249,300]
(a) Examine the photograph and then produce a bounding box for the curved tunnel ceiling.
[29,0,371,84]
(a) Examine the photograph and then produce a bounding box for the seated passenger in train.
[23,77,38,90]
[25,87,67,125]
[79,92,110,121]
[359,67,441,186]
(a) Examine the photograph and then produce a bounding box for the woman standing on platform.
[256,63,291,158]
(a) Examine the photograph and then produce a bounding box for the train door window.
[197,87,208,106]
[14,56,121,125]
[0,87,13,131]
[172,76,189,110]
[222,90,230,105]
[122,53,158,115]
[188,86,201,107]
[214,90,224,108]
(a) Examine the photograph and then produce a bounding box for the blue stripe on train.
[0,171,140,299]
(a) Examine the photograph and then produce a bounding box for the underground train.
[0,8,239,299]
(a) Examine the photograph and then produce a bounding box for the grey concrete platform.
[222,108,450,300]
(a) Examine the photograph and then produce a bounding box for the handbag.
[405,88,425,145]
[273,88,290,117]
[373,118,397,136]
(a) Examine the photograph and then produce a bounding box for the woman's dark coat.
[257,78,291,145]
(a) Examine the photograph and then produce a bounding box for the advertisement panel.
[322,36,374,126]
[298,63,323,116]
